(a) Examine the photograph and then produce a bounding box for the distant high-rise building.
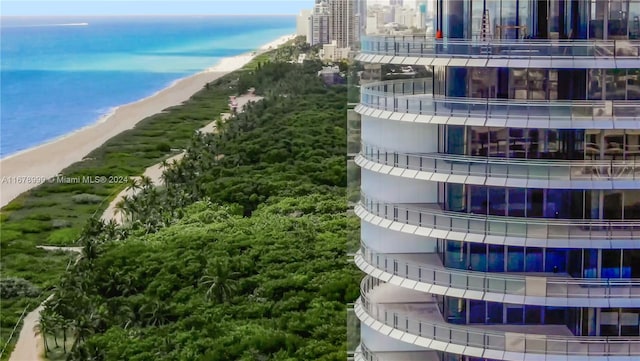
[310,0,330,46]
[390,0,403,6]
[329,0,356,48]
[296,9,312,39]
[416,0,428,29]
[355,0,368,39]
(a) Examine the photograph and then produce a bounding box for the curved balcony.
[358,36,640,68]
[357,277,640,359]
[357,143,640,189]
[356,242,640,307]
[357,194,640,248]
[358,80,640,127]
[355,343,440,361]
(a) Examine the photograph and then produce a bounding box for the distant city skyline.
[0,0,313,16]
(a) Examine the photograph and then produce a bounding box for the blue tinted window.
[469,300,486,323]
[507,306,524,324]
[507,246,524,272]
[525,247,543,272]
[470,243,486,271]
[487,302,503,323]
[545,249,567,273]
[488,245,505,272]
[445,240,465,269]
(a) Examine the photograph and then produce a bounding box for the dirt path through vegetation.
[101,92,262,224]
[8,92,262,361]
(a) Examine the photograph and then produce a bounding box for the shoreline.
[0,34,295,208]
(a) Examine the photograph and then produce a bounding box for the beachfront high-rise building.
[353,1,640,360]
[296,9,312,40]
[310,0,331,46]
[329,0,356,48]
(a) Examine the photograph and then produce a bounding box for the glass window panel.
[469,186,488,214]
[525,305,542,324]
[609,0,630,39]
[588,69,603,100]
[469,68,497,98]
[546,189,564,218]
[507,305,524,324]
[487,302,503,323]
[489,128,508,157]
[469,300,486,324]
[510,69,529,99]
[602,249,621,278]
[447,125,466,154]
[603,191,623,219]
[584,249,598,278]
[545,307,567,325]
[527,189,544,217]
[470,243,487,271]
[629,69,640,99]
[568,249,583,278]
[630,2,640,39]
[623,190,640,219]
[445,240,466,269]
[488,245,505,272]
[621,326,640,336]
[527,129,541,159]
[626,132,640,159]
[446,297,466,324]
[589,0,606,39]
[488,187,506,216]
[447,183,466,212]
[469,127,489,156]
[623,250,640,278]
[508,188,526,217]
[525,247,543,272]
[600,325,619,336]
[606,69,627,100]
[507,246,525,272]
[545,248,568,273]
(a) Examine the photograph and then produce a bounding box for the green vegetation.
[1,61,236,359]
[2,43,359,360]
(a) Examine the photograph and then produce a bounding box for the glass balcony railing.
[359,143,640,185]
[359,79,640,121]
[358,277,640,357]
[360,36,640,59]
[358,194,640,243]
[356,242,640,301]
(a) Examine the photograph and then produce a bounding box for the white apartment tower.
[354,0,640,360]
[329,0,356,48]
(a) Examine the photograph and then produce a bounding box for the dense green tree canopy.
[43,56,360,360]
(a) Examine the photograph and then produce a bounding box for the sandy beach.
[0,34,295,209]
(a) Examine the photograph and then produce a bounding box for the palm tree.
[139,175,154,190]
[61,316,71,353]
[125,177,141,193]
[114,198,128,224]
[139,300,169,327]
[79,236,100,265]
[34,311,52,356]
[71,313,95,350]
[199,259,239,303]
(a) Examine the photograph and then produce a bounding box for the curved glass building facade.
[354,1,640,360]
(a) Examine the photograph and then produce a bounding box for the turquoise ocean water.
[0,16,295,157]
